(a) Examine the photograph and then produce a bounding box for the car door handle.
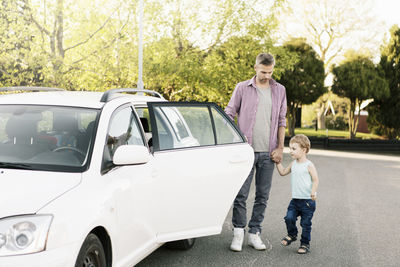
[229,155,247,164]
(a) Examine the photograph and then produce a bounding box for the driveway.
[137,149,400,267]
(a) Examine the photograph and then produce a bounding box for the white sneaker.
[248,232,267,250]
[230,228,244,252]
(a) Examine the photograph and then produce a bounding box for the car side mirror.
[113,145,150,165]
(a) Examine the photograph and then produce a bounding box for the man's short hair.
[255,53,275,66]
[289,134,311,153]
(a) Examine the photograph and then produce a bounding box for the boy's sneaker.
[230,228,244,252]
[248,232,267,250]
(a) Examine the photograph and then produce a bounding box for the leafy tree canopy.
[367,26,400,139]
[332,53,389,138]
[277,38,326,136]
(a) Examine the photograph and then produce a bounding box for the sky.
[373,0,400,30]
[274,0,400,86]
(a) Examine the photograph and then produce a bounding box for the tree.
[331,55,389,139]
[63,1,139,91]
[276,38,326,136]
[200,35,299,108]
[143,37,206,101]
[0,0,288,105]
[0,0,46,86]
[367,26,400,139]
[20,0,131,88]
[142,0,286,103]
[277,0,385,129]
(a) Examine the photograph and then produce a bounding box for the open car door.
[146,102,254,242]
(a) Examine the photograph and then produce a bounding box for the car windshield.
[0,105,99,172]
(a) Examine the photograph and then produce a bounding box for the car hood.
[0,169,81,218]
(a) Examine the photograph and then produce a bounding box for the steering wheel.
[53,146,86,157]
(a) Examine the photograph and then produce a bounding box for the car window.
[0,105,99,172]
[211,107,243,144]
[172,106,214,145]
[136,107,151,132]
[148,103,245,151]
[102,106,145,172]
[136,106,175,149]
[160,107,189,140]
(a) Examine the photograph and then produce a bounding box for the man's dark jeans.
[232,152,274,234]
[284,199,316,245]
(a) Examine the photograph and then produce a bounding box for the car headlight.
[0,215,53,256]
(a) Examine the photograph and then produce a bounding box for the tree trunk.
[288,115,296,137]
[317,108,326,130]
[349,101,356,139]
[50,0,64,86]
[288,104,298,137]
[351,100,362,139]
[56,0,64,59]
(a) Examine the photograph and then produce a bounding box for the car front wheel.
[75,233,107,267]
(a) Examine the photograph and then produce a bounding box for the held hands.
[271,148,283,163]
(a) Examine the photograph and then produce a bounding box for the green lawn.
[288,128,383,139]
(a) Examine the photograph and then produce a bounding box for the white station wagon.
[0,87,253,267]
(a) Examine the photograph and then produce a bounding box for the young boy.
[276,134,319,254]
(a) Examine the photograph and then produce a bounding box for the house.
[355,99,374,133]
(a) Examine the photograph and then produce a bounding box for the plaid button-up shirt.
[225,76,287,153]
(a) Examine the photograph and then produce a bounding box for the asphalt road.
[137,149,400,267]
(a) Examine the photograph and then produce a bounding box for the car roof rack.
[100,88,164,102]
[0,86,65,92]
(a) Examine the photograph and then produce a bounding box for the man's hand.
[271,147,283,163]
[311,192,317,201]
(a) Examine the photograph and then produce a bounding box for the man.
[225,53,287,251]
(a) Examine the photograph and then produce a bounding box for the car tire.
[166,238,196,250]
[75,233,107,267]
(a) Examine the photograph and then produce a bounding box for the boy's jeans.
[284,199,316,245]
[232,152,275,234]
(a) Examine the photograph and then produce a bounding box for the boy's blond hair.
[289,134,311,153]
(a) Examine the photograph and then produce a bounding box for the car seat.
[53,115,79,147]
[140,117,152,147]
[5,115,39,145]
[76,120,96,152]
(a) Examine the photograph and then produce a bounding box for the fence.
[284,137,400,153]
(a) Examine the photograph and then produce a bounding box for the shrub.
[326,115,348,130]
